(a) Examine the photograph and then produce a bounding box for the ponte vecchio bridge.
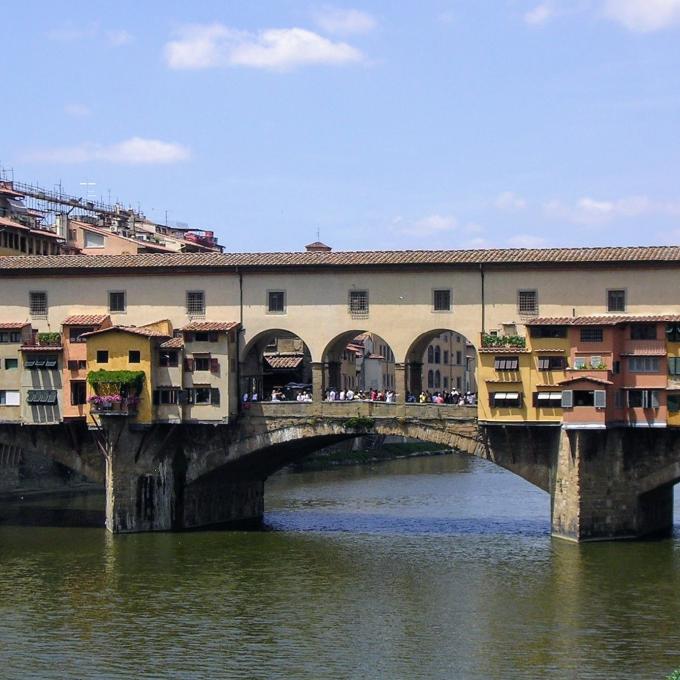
[2,244,680,541]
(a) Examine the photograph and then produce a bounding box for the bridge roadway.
[2,402,680,541]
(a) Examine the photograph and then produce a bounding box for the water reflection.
[0,454,680,679]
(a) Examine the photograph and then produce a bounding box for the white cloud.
[64,103,91,118]
[165,24,363,71]
[106,29,133,46]
[602,0,680,32]
[23,137,190,165]
[544,195,680,224]
[47,22,132,45]
[314,7,376,35]
[495,191,527,211]
[507,233,548,248]
[524,3,555,25]
[394,214,458,236]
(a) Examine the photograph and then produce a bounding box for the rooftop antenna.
[316,227,320,242]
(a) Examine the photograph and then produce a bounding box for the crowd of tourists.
[243,388,476,405]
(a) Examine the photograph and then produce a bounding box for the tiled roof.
[0,216,30,231]
[3,245,680,273]
[485,379,523,384]
[478,347,531,353]
[526,314,680,326]
[558,375,613,386]
[62,314,110,326]
[183,321,240,332]
[533,348,568,353]
[264,355,304,369]
[160,337,184,349]
[0,322,30,329]
[81,325,169,339]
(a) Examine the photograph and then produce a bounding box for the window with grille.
[580,327,603,343]
[109,291,126,313]
[494,356,519,371]
[607,289,625,312]
[537,356,567,371]
[186,290,205,316]
[348,290,369,317]
[29,291,47,318]
[268,291,286,313]
[517,290,538,316]
[433,289,451,311]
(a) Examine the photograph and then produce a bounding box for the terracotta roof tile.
[0,216,30,231]
[527,314,680,326]
[160,337,184,349]
[183,321,240,332]
[264,355,304,369]
[558,375,613,386]
[3,245,680,273]
[0,322,30,329]
[81,325,169,339]
[62,314,110,326]
[478,347,531,353]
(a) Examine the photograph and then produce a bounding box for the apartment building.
[20,330,63,425]
[0,323,32,422]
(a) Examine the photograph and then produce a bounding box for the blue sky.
[3,0,680,251]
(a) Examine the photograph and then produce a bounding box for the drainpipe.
[236,267,243,413]
[480,263,486,334]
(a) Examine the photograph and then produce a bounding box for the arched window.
[427,370,434,388]
[427,346,434,363]
[434,370,441,388]
[434,346,441,364]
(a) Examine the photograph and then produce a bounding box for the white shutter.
[561,390,573,408]
[5,390,20,406]
[594,390,607,408]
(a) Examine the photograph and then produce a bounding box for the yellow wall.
[86,331,154,423]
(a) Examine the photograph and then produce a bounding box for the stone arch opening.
[405,329,477,401]
[240,329,313,402]
[321,330,398,399]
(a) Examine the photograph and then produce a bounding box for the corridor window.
[433,289,451,311]
[629,357,660,373]
[29,291,47,318]
[186,290,205,317]
[108,291,126,313]
[517,290,538,316]
[630,324,656,340]
[530,325,567,339]
[494,356,519,370]
[348,290,369,318]
[607,289,626,312]
[267,291,286,313]
[580,327,603,343]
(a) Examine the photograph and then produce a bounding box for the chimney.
[305,241,332,252]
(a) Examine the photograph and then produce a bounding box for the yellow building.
[83,321,172,424]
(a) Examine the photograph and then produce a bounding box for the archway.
[321,330,398,399]
[405,329,477,401]
[240,329,313,401]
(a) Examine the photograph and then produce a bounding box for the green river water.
[1,454,679,679]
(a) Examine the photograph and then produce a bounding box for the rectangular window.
[29,291,47,318]
[580,327,603,343]
[668,394,680,412]
[0,331,21,344]
[489,392,522,408]
[193,331,217,342]
[537,356,567,371]
[494,356,519,370]
[69,327,94,343]
[529,325,567,339]
[629,357,660,373]
[667,324,680,343]
[669,357,680,376]
[109,291,126,313]
[607,289,626,312]
[153,389,179,405]
[159,351,179,367]
[128,350,141,364]
[0,390,20,406]
[26,390,57,405]
[517,290,538,316]
[4,358,18,370]
[630,324,656,340]
[348,290,369,317]
[443,351,449,364]
[533,392,563,407]
[456,351,462,365]
[194,356,210,371]
[433,289,451,311]
[70,381,87,406]
[96,350,109,364]
[627,389,660,409]
[186,290,205,316]
[268,291,286,313]
[189,386,212,404]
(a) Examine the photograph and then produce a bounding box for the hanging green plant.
[87,369,145,395]
[37,332,61,346]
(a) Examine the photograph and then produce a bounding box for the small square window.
[129,350,141,364]
[186,290,205,316]
[194,356,210,371]
[607,289,625,312]
[4,358,18,369]
[29,291,48,318]
[96,350,109,364]
[348,290,369,317]
[433,289,451,312]
[517,290,538,316]
[109,291,126,313]
[268,291,286,313]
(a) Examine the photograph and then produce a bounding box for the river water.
[1,454,680,679]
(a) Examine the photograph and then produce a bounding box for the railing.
[90,400,139,417]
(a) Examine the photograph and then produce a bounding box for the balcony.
[89,397,139,417]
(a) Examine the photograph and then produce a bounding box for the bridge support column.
[407,361,423,397]
[311,361,325,404]
[551,429,674,541]
[395,363,406,403]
